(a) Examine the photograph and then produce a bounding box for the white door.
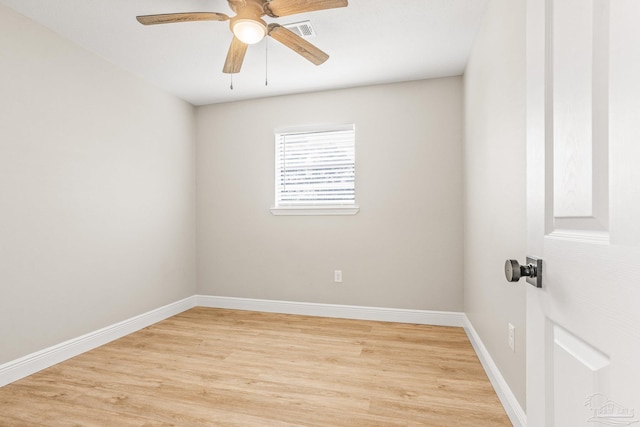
[526,0,640,426]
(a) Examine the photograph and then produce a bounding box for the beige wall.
[197,78,463,311]
[463,0,527,409]
[0,5,197,364]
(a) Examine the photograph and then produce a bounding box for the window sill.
[270,205,360,216]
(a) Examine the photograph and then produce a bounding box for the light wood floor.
[0,308,511,426]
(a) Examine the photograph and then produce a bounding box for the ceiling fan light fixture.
[232,18,267,44]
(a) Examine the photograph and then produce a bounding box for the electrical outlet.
[334,270,342,283]
[508,323,515,352]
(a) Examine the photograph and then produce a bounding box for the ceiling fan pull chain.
[265,37,269,86]
[230,73,234,90]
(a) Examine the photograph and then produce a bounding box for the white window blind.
[275,124,355,208]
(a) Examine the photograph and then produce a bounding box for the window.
[271,124,358,215]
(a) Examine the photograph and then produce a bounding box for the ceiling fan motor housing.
[228,0,266,18]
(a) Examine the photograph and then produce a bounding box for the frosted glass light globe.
[233,19,266,44]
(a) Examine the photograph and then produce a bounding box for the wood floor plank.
[0,307,511,426]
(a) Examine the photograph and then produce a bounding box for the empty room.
[1,0,639,426]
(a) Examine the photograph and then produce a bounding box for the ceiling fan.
[136,0,348,74]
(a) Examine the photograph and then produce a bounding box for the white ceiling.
[0,0,489,106]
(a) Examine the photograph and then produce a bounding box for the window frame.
[270,124,359,216]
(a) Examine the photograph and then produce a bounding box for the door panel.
[527,0,640,426]
[552,323,610,427]
[552,0,594,219]
[551,0,609,234]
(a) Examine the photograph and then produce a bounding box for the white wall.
[463,0,527,410]
[0,5,196,364]
[197,78,463,311]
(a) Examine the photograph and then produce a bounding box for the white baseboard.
[196,295,465,327]
[0,296,197,387]
[463,314,527,427]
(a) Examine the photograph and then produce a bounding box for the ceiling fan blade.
[268,24,329,65]
[136,12,229,25]
[265,0,348,17]
[223,37,249,74]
